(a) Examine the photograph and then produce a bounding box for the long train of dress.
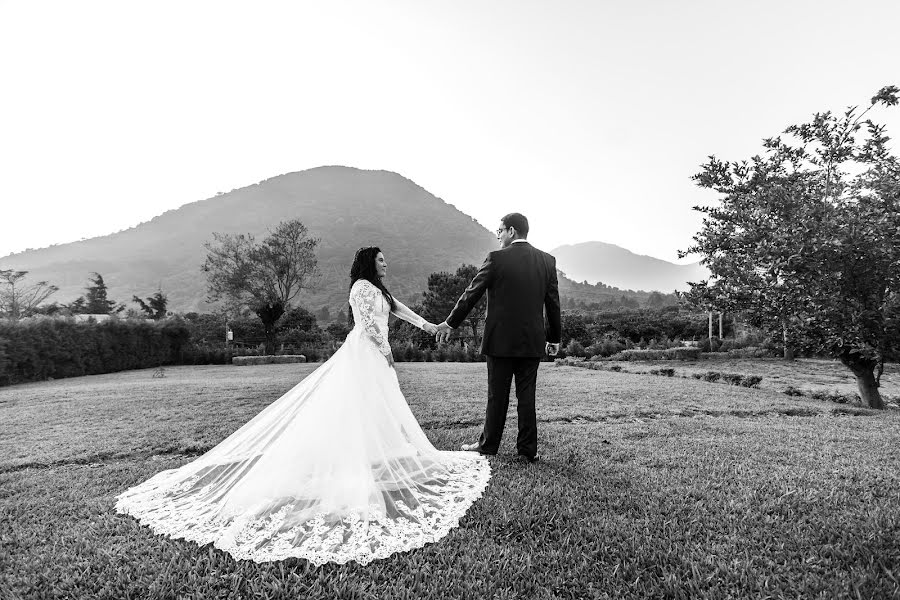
[115,280,491,565]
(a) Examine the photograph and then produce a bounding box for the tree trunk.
[841,356,885,409]
[708,311,713,345]
[255,302,285,355]
[718,312,723,339]
[782,321,794,361]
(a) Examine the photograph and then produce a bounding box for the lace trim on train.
[115,455,490,565]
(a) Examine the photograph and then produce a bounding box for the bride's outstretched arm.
[391,298,437,334]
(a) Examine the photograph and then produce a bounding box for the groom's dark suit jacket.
[447,241,561,357]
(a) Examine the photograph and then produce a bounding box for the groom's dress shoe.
[516,454,539,464]
[461,443,494,455]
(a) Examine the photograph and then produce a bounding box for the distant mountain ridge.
[2,167,501,312]
[1,167,693,313]
[550,242,707,292]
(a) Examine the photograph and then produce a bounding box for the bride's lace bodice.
[349,279,426,355]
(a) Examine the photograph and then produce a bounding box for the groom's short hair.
[501,213,529,238]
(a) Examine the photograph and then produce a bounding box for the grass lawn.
[1,361,899,599]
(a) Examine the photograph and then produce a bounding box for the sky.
[1,0,898,263]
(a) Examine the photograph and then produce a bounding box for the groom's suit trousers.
[480,356,541,459]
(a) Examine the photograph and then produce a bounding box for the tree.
[132,289,168,320]
[325,320,350,345]
[646,291,666,309]
[82,273,125,314]
[0,270,59,319]
[203,220,319,354]
[682,86,900,408]
[422,264,487,346]
[277,305,324,349]
[316,305,331,323]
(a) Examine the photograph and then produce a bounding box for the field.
[1,359,899,599]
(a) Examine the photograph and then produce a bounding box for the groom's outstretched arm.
[446,253,494,329]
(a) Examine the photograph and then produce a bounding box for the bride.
[115,247,491,565]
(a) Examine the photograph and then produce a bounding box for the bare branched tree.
[0,270,59,320]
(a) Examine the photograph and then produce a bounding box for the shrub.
[698,371,721,382]
[587,337,626,358]
[564,339,587,358]
[692,370,763,387]
[650,368,676,377]
[784,386,805,396]
[740,375,763,388]
[0,317,191,386]
[809,390,860,404]
[180,345,232,365]
[726,346,777,358]
[721,373,744,386]
[606,347,702,361]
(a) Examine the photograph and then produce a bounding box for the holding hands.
[434,321,454,344]
[546,342,560,357]
[423,322,439,335]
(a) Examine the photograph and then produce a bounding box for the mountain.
[2,166,654,314]
[550,242,708,292]
[2,167,502,312]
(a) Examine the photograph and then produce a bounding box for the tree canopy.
[133,290,169,320]
[422,264,486,346]
[203,219,319,354]
[682,86,900,408]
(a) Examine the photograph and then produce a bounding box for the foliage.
[682,86,900,408]
[0,269,59,319]
[606,347,702,361]
[389,341,483,363]
[81,272,126,315]
[691,371,763,388]
[325,320,351,344]
[649,367,676,377]
[0,317,190,385]
[203,219,320,354]
[422,264,486,345]
[561,309,714,348]
[276,306,325,349]
[181,312,228,346]
[132,290,168,320]
[389,302,438,350]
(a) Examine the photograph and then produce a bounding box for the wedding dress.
[115,279,491,565]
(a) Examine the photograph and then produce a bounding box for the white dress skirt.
[115,279,491,565]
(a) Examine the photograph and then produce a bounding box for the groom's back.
[481,242,560,357]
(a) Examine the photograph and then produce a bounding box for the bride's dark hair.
[349,247,396,322]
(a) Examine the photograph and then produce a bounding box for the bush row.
[390,342,486,363]
[0,317,191,386]
[604,347,703,361]
[691,371,763,388]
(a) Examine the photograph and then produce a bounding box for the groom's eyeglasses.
[496,227,509,236]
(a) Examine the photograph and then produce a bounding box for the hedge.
[0,317,190,386]
[602,347,702,361]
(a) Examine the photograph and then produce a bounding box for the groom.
[435,213,561,463]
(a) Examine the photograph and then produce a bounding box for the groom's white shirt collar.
[510,239,529,245]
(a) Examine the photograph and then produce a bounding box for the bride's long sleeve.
[390,298,428,331]
[352,282,392,356]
